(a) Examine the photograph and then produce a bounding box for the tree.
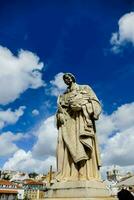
[28,172,38,179]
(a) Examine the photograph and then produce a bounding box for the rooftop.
[0,190,18,194]
[0,180,13,186]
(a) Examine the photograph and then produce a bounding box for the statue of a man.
[56,73,101,181]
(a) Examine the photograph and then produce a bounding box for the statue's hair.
[63,73,76,83]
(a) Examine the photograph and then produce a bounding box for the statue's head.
[63,73,76,85]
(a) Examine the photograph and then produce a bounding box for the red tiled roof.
[24,179,32,181]
[24,180,43,185]
[0,190,18,194]
[0,180,13,185]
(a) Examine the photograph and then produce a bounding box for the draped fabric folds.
[56,83,101,181]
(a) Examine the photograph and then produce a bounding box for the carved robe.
[56,83,101,181]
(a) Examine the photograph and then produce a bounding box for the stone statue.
[56,73,102,181]
[46,73,115,200]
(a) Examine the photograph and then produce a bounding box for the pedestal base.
[45,180,117,200]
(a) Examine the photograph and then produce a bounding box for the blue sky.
[0,0,134,176]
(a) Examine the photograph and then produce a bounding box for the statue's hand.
[59,119,64,125]
[57,113,64,125]
[70,104,81,111]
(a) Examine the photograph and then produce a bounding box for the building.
[10,172,29,187]
[107,169,120,182]
[0,180,18,200]
[0,179,24,200]
[0,189,18,200]
[107,168,133,183]
[117,175,134,189]
[23,180,46,200]
[106,168,134,196]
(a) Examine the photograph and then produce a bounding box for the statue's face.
[63,74,73,85]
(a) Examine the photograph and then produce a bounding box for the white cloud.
[96,113,115,144]
[0,106,26,129]
[32,109,39,116]
[3,149,56,173]
[0,45,44,105]
[3,102,134,176]
[102,127,134,166]
[96,102,134,168]
[48,72,66,96]
[110,12,134,53]
[32,115,57,159]
[111,103,134,131]
[0,132,25,156]
[2,115,57,173]
[96,102,134,144]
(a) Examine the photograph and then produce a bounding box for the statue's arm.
[83,85,102,120]
[56,96,65,129]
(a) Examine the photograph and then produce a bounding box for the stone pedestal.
[45,180,117,200]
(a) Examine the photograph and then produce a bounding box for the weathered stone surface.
[56,73,102,181]
[45,180,116,199]
[45,73,117,200]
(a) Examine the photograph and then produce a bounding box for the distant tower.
[106,166,119,182]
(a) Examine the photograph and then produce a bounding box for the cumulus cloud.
[96,102,134,168]
[48,72,66,96]
[32,109,39,116]
[2,115,57,173]
[0,106,26,129]
[96,113,115,144]
[3,149,56,173]
[111,103,134,131]
[110,12,134,53]
[102,127,134,166]
[0,132,26,156]
[0,45,44,105]
[3,102,134,175]
[32,115,57,159]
